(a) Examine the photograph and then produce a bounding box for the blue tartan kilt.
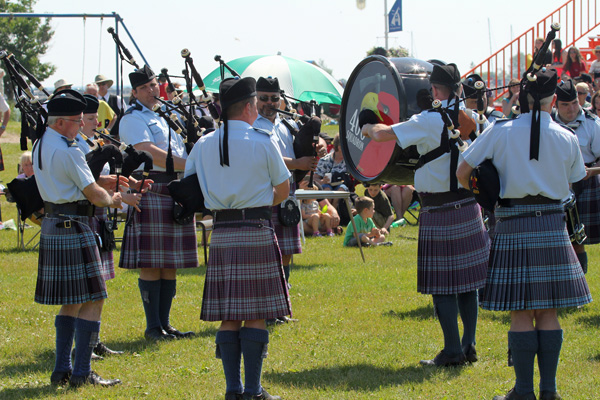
[91,207,115,281]
[576,175,600,244]
[417,198,490,295]
[271,205,302,256]
[481,203,592,311]
[119,182,198,270]
[35,216,107,305]
[201,218,292,322]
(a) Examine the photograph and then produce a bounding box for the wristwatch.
[0,124,6,130]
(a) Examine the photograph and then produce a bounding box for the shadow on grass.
[288,263,323,272]
[383,304,435,321]
[265,363,466,391]
[1,247,39,254]
[394,234,418,241]
[589,352,600,362]
[575,313,600,327]
[0,349,54,379]
[0,385,61,400]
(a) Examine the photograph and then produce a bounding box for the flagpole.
[384,0,389,50]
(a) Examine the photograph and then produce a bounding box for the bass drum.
[340,56,434,185]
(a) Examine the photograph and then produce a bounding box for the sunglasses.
[578,92,588,95]
[60,117,83,124]
[258,95,281,103]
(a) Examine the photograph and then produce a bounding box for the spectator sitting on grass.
[343,196,389,247]
[363,182,393,234]
[301,186,334,237]
[299,177,344,235]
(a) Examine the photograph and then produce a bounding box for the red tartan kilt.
[201,219,292,321]
[119,182,198,270]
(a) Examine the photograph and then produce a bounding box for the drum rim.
[340,55,428,184]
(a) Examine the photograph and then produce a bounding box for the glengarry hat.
[129,65,156,90]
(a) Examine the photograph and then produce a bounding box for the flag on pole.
[389,0,402,32]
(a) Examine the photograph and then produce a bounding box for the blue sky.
[32,0,572,88]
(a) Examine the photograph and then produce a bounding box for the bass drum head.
[340,56,433,185]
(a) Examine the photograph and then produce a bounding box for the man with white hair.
[84,83,117,131]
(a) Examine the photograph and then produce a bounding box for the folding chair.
[403,191,420,226]
[16,208,40,250]
[196,216,213,265]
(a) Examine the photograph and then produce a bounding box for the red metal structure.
[463,0,600,102]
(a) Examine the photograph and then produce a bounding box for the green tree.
[366,46,410,58]
[0,0,55,99]
[315,59,333,76]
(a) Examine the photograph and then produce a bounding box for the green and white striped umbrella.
[202,55,344,105]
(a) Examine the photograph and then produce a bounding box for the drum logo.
[347,109,365,151]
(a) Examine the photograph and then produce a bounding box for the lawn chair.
[403,191,420,226]
[196,215,213,265]
[16,208,41,250]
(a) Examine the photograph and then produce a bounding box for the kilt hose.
[271,205,302,256]
[201,218,292,322]
[417,197,490,295]
[119,182,198,270]
[481,203,592,311]
[35,215,107,305]
[576,175,600,244]
[91,207,114,281]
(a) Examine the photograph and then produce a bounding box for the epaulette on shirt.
[252,127,272,136]
[61,136,79,148]
[491,117,511,124]
[486,108,505,120]
[582,108,599,121]
[124,102,143,116]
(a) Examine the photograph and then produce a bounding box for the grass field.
[0,124,599,399]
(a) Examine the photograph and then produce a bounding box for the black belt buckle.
[55,219,72,229]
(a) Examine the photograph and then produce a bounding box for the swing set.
[0,12,148,95]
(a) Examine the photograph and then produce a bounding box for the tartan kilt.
[417,198,490,295]
[35,216,107,305]
[119,182,198,270]
[481,203,592,311]
[575,175,600,244]
[271,205,302,256]
[91,207,115,281]
[201,219,292,321]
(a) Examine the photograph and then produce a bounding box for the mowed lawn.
[0,125,599,399]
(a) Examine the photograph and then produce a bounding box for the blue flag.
[389,0,402,32]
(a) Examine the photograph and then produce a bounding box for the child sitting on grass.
[301,191,334,237]
[363,182,394,233]
[343,196,390,246]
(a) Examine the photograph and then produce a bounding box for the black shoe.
[266,318,285,326]
[71,348,103,361]
[243,388,281,400]
[163,325,196,339]
[492,388,537,400]
[225,393,243,400]
[94,342,124,356]
[144,327,176,341]
[276,316,298,324]
[50,370,71,386]
[463,344,478,363]
[69,371,121,387]
[539,391,562,400]
[419,350,466,367]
